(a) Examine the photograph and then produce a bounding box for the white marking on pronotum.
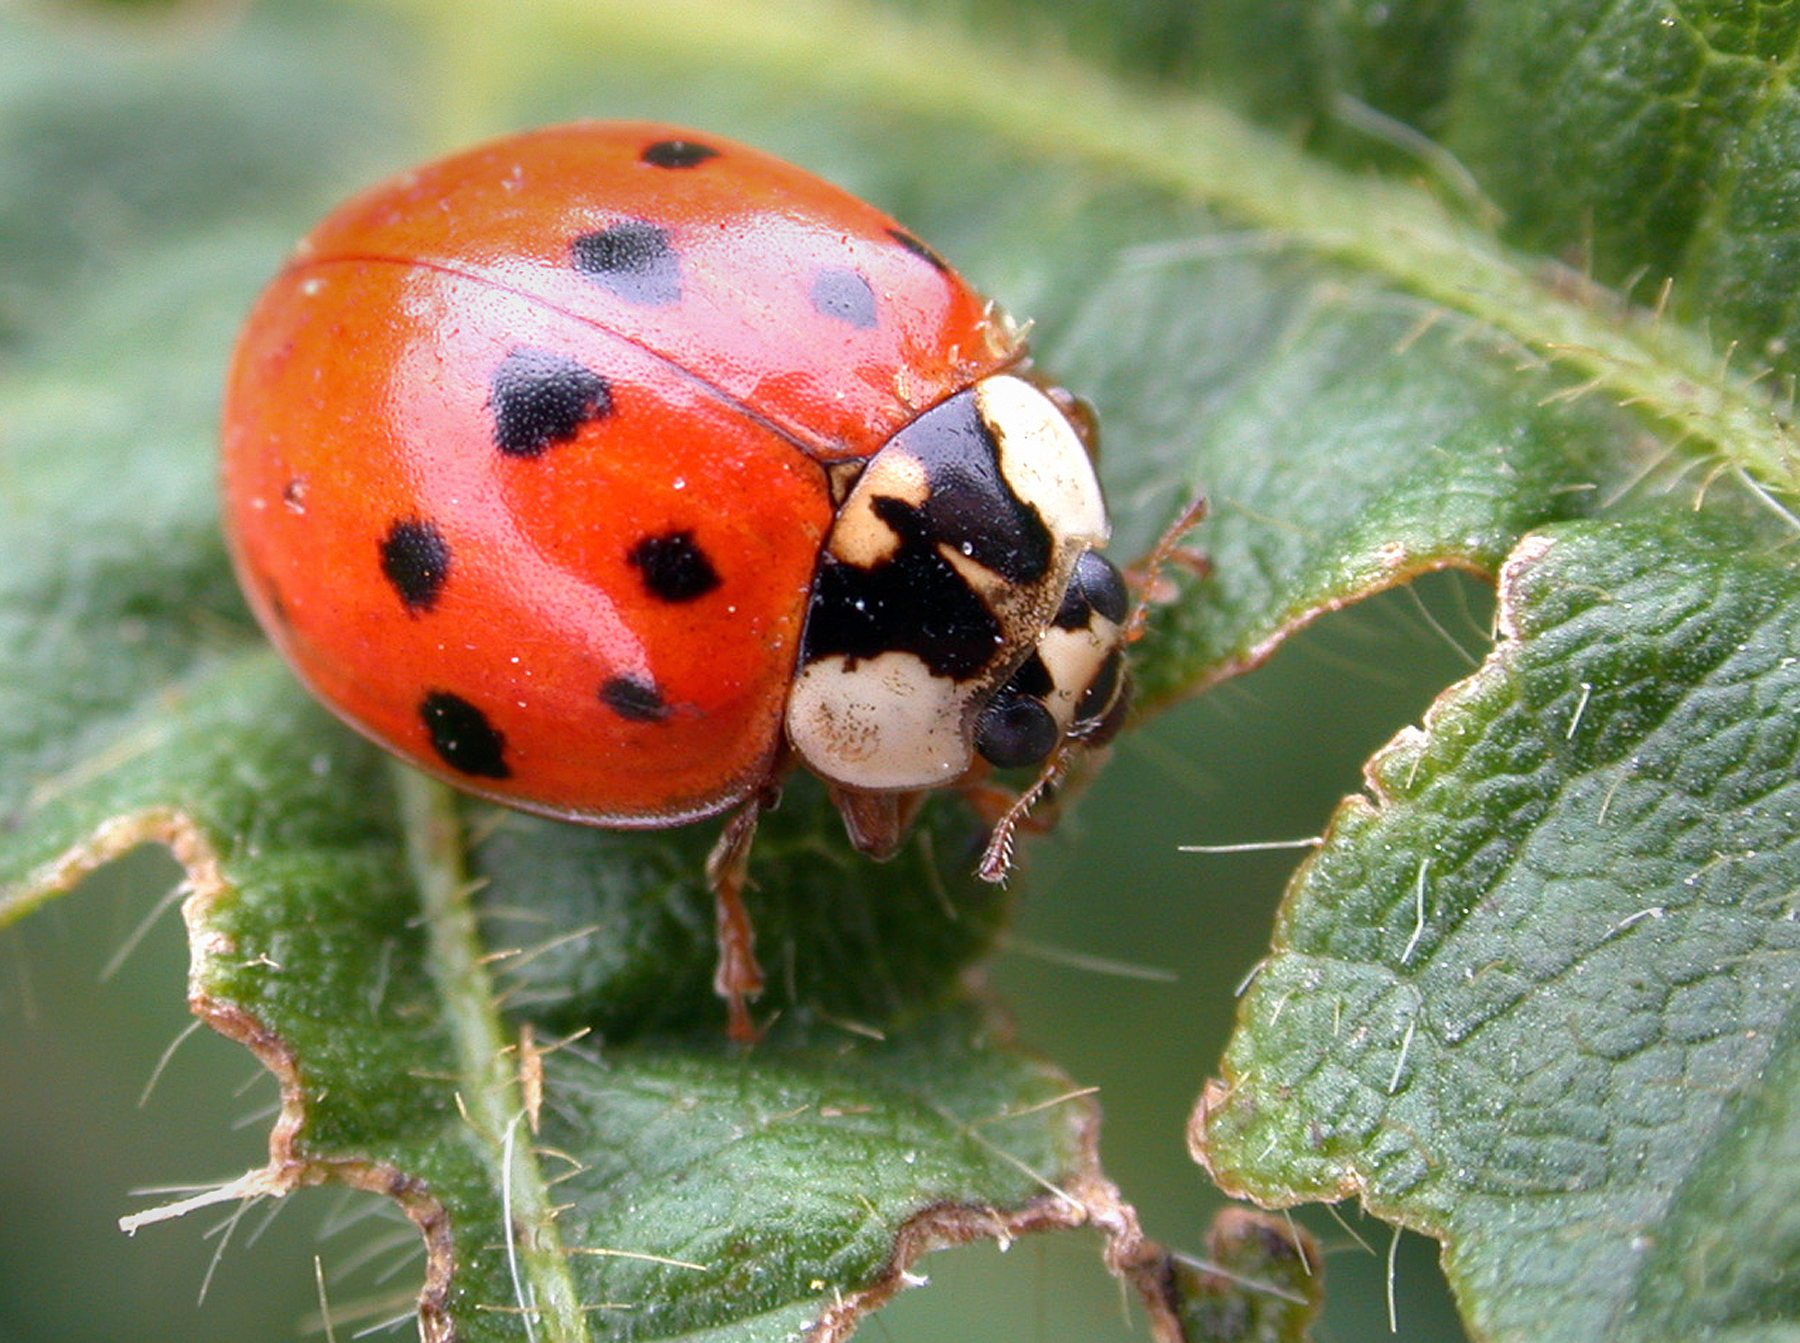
[786,650,971,790]
[976,374,1108,543]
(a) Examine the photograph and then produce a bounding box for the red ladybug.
[221,122,1128,1036]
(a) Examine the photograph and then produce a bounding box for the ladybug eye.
[1055,549,1128,629]
[976,690,1060,770]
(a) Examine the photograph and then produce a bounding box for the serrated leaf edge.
[1182,523,1658,1252]
[1182,536,1565,1228]
[1140,550,1494,718]
[809,1147,1184,1341]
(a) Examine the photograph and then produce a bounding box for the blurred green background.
[0,0,1488,1338]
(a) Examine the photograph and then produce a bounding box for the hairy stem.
[395,765,592,1343]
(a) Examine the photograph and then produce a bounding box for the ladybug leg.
[1124,493,1209,641]
[960,778,1058,836]
[705,793,769,1042]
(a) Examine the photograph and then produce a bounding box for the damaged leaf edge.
[4,809,462,1337]
[5,805,1277,1343]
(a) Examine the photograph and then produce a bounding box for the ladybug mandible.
[221,122,1129,1038]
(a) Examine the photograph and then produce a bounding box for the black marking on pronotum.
[902,387,1055,586]
[570,219,682,306]
[887,227,951,274]
[380,517,451,613]
[490,346,613,458]
[998,649,1055,700]
[1053,550,1129,630]
[627,530,722,604]
[420,690,510,778]
[640,139,719,169]
[799,386,1060,680]
[601,674,669,723]
[801,495,1003,681]
[809,266,878,330]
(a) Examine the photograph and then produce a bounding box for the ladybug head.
[784,373,1128,866]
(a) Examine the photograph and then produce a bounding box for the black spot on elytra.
[640,138,719,169]
[1053,550,1129,630]
[490,346,613,458]
[380,518,451,613]
[570,220,681,306]
[420,691,509,778]
[601,674,669,723]
[809,266,878,329]
[887,227,950,274]
[627,530,721,603]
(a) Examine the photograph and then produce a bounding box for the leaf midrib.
[394,764,593,1343]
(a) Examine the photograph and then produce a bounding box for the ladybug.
[221,122,1130,1037]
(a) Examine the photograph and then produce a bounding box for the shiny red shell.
[222,122,1020,826]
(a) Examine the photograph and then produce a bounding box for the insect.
[221,122,1130,1038]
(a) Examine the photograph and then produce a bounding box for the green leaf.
[1194,515,1800,1341]
[9,0,1800,1339]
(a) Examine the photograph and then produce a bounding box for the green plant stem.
[393,764,592,1343]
